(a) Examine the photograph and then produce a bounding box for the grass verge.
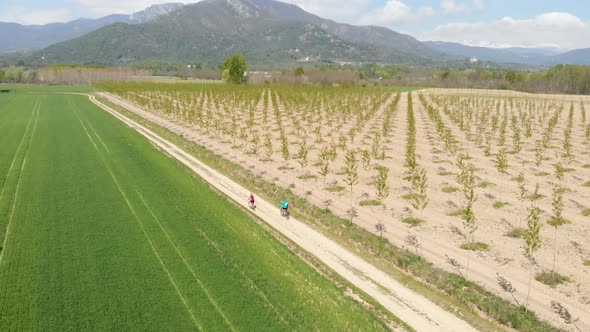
[97,95,562,332]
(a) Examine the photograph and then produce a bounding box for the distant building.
[469,56,479,63]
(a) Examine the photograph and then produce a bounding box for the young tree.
[344,149,359,206]
[318,161,330,200]
[361,149,372,171]
[250,133,260,155]
[294,66,305,77]
[551,301,582,332]
[263,135,273,160]
[496,148,508,173]
[524,206,542,307]
[460,167,478,278]
[407,235,421,255]
[280,136,290,165]
[375,222,386,238]
[517,175,527,229]
[548,186,568,275]
[296,139,309,172]
[223,54,247,84]
[497,274,521,307]
[410,167,428,214]
[375,166,390,202]
[347,207,359,223]
[535,140,544,167]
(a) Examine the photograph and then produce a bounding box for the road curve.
[89,93,478,332]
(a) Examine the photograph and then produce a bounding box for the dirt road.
[88,94,478,332]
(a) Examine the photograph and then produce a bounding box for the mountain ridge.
[424,41,590,66]
[0,3,184,52]
[35,0,439,66]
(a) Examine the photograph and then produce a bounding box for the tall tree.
[223,54,247,84]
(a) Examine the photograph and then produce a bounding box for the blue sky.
[1,0,589,50]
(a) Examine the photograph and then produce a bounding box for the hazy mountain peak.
[129,3,184,23]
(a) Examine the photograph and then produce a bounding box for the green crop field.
[0,89,388,330]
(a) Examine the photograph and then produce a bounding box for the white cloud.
[0,6,71,25]
[419,12,590,50]
[441,0,467,14]
[473,0,483,10]
[441,0,483,15]
[359,0,434,27]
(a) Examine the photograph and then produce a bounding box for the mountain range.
[1,0,588,67]
[0,3,183,52]
[30,0,440,66]
[424,41,590,67]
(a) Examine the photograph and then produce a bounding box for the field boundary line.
[187,221,289,326]
[0,101,41,266]
[90,93,479,332]
[80,113,238,331]
[73,111,204,331]
[0,100,38,209]
[134,191,237,332]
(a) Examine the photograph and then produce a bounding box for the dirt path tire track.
[89,93,478,332]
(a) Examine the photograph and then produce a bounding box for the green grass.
[447,209,465,217]
[0,92,389,330]
[460,242,490,251]
[547,217,571,227]
[402,193,421,200]
[505,228,526,238]
[478,181,495,188]
[526,193,544,201]
[402,218,426,226]
[584,181,590,187]
[535,272,571,287]
[493,201,510,209]
[582,209,590,217]
[584,261,590,266]
[96,92,563,332]
[442,186,459,193]
[438,171,455,176]
[0,84,95,93]
[297,174,318,180]
[582,164,590,169]
[359,200,381,206]
[534,171,550,177]
[324,185,346,192]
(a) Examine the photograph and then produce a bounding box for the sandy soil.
[90,93,478,332]
[100,89,590,332]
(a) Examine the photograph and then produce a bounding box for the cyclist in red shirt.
[248,193,256,209]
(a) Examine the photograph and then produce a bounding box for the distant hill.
[552,48,590,66]
[424,41,589,66]
[35,0,440,66]
[0,3,183,52]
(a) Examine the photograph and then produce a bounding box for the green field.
[0,89,388,330]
